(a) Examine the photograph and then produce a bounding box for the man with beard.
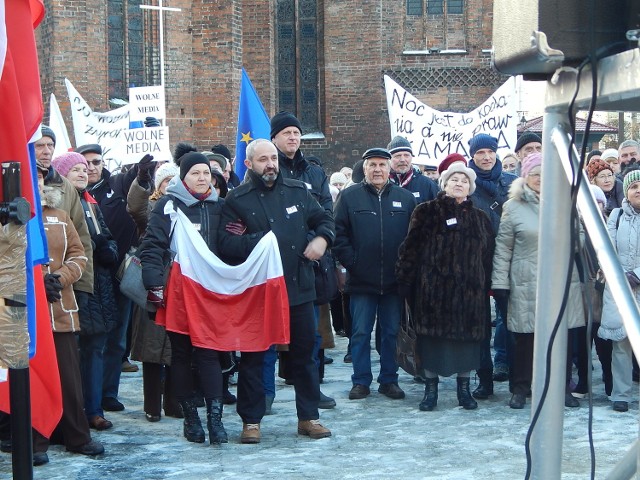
[219,139,335,444]
[387,136,438,204]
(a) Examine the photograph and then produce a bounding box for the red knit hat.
[587,159,613,182]
[438,153,467,174]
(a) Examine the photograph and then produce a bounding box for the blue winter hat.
[468,133,498,157]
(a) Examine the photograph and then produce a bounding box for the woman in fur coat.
[396,162,494,411]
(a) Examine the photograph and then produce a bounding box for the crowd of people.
[1,114,639,467]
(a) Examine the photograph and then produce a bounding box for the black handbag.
[396,302,421,376]
[313,251,338,305]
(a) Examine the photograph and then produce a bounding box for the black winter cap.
[270,111,302,139]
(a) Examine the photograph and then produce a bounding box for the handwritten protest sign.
[65,78,131,171]
[129,86,166,123]
[384,76,517,166]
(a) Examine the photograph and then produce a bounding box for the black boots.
[419,377,439,411]
[472,369,494,399]
[206,400,228,445]
[179,399,205,443]
[457,377,478,410]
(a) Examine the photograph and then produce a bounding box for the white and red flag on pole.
[156,201,290,351]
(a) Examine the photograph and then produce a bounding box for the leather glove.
[137,154,155,184]
[147,287,165,309]
[94,235,117,266]
[44,273,63,303]
[626,271,640,289]
[225,220,247,236]
[492,289,510,319]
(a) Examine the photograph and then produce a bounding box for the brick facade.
[36,0,503,172]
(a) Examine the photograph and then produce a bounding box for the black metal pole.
[2,161,32,480]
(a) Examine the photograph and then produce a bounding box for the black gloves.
[137,154,155,184]
[492,289,510,319]
[93,234,118,266]
[44,273,63,303]
[144,117,161,127]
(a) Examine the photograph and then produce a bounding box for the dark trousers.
[476,297,494,383]
[574,325,613,395]
[511,331,578,396]
[34,332,92,452]
[238,301,320,424]
[166,331,222,402]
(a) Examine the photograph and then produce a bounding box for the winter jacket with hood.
[492,178,585,333]
[141,176,224,290]
[599,200,640,341]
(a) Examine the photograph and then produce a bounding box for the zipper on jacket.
[378,191,384,295]
[200,202,209,241]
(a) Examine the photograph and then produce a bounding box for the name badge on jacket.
[286,206,298,214]
[392,201,402,208]
[446,218,457,226]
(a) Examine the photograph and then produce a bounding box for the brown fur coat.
[396,192,495,341]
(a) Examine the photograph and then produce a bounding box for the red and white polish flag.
[156,201,290,351]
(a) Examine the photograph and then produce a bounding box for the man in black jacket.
[219,138,335,444]
[78,143,151,411]
[270,111,336,409]
[333,148,417,401]
[387,135,439,204]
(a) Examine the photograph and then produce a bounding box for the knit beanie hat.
[439,162,477,195]
[40,125,56,146]
[589,184,606,207]
[330,172,348,186]
[154,162,179,191]
[587,159,613,181]
[468,133,498,157]
[520,152,542,178]
[600,148,619,162]
[438,153,467,174]
[178,152,210,180]
[270,111,302,139]
[387,136,413,155]
[51,152,88,177]
[515,132,542,153]
[623,168,640,197]
[211,144,232,161]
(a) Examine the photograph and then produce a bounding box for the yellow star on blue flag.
[235,69,270,180]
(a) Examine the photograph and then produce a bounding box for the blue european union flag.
[235,68,271,182]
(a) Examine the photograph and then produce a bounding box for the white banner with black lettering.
[384,76,517,166]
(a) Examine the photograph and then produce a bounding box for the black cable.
[523,37,605,479]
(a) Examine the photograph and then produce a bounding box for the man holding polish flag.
[219,138,335,444]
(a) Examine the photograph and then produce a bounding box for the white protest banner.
[65,78,130,171]
[384,76,517,166]
[109,126,172,165]
[48,93,72,157]
[129,85,166,123]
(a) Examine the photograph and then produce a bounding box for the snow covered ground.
[0,334,636,479]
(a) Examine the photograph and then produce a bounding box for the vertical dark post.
[2,162,33,480]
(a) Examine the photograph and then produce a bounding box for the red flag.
[156,206,290,351]
[0,0,63,439]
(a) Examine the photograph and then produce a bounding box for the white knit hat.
[154,162,179,191]
[439,162,477,195]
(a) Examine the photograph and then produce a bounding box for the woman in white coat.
[492,152,585,409]
[599,166,640,412]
